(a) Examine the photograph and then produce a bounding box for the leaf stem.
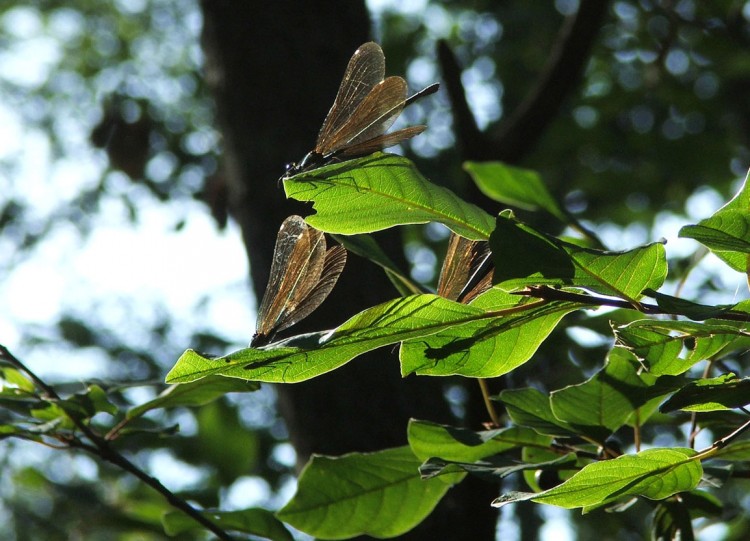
[477,379,501,427]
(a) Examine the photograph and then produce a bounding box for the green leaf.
[284,153,495,240]
[652,498,695,541]
[614,319,745,375]
[0,366,36,393]
[55,385,117,420]
[0,424,43,441]
[659,373,750,412]
[529,448,701,510]
[127,377,259,420]
[490,214,667,301]
[162,508,293,540]
[407,419,551,463]
[167,295,505,384]
[464,161,565,220]
[276,446,463,540]
[549,348,659,441]
[400,289,580,377]
[678,173,750,273]
[498,387,576,437]
[679,210,750,273]
[679,490,724,518]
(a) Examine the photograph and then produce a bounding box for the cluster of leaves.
[163,153,750,540]
[3,151,750,539]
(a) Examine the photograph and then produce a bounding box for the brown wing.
[315,42,386,153]
[254,216,327,343]
[437,233,493,303]
[335,125,426,158]
[274,244,347,333]
[322,76,409,155]
[334,82,439,157]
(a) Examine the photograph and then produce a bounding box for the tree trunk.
[200,1,498,538]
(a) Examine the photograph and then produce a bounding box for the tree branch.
[0,345,235,541]
[516,286,750,323]
[439,0,610,164]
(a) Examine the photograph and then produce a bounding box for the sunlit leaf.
[277,446,462,539]
[679,172,750,274]
[284,153,495,240]
[420,452,576,481]
[614,319,747,375]
[0,366,36,393]
[493,448,701,510]
[400,289,580,377]
[680,210,750,273]
[490,214,667,301]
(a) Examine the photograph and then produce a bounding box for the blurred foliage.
[2,1,750,540]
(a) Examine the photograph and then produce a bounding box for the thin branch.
[477,379,501,427]
[696,414,750,459]
[0,345,235,541]
[689,361,715,449]
[516,286,750,323]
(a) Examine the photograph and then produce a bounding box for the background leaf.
[162,508,293,540]
[549,348,659,441]
[127,377,259,420]
[464,161,565,220]
[332,233,423,295]
[497,387,577,437]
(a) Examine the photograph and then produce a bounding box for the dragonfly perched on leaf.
[251,215,347,347]
[282,41,439,179]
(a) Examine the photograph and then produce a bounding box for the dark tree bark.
[439,0,610,165]
[200,1,497,539]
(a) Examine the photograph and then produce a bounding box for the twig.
[0,345,234,541]
[689,361,715,449]
[696,414,750,459]
[477,379,501,427]
[516,286,750,323]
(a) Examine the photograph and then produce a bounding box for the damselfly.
[252,215,347,346]
[282,42,439,179]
